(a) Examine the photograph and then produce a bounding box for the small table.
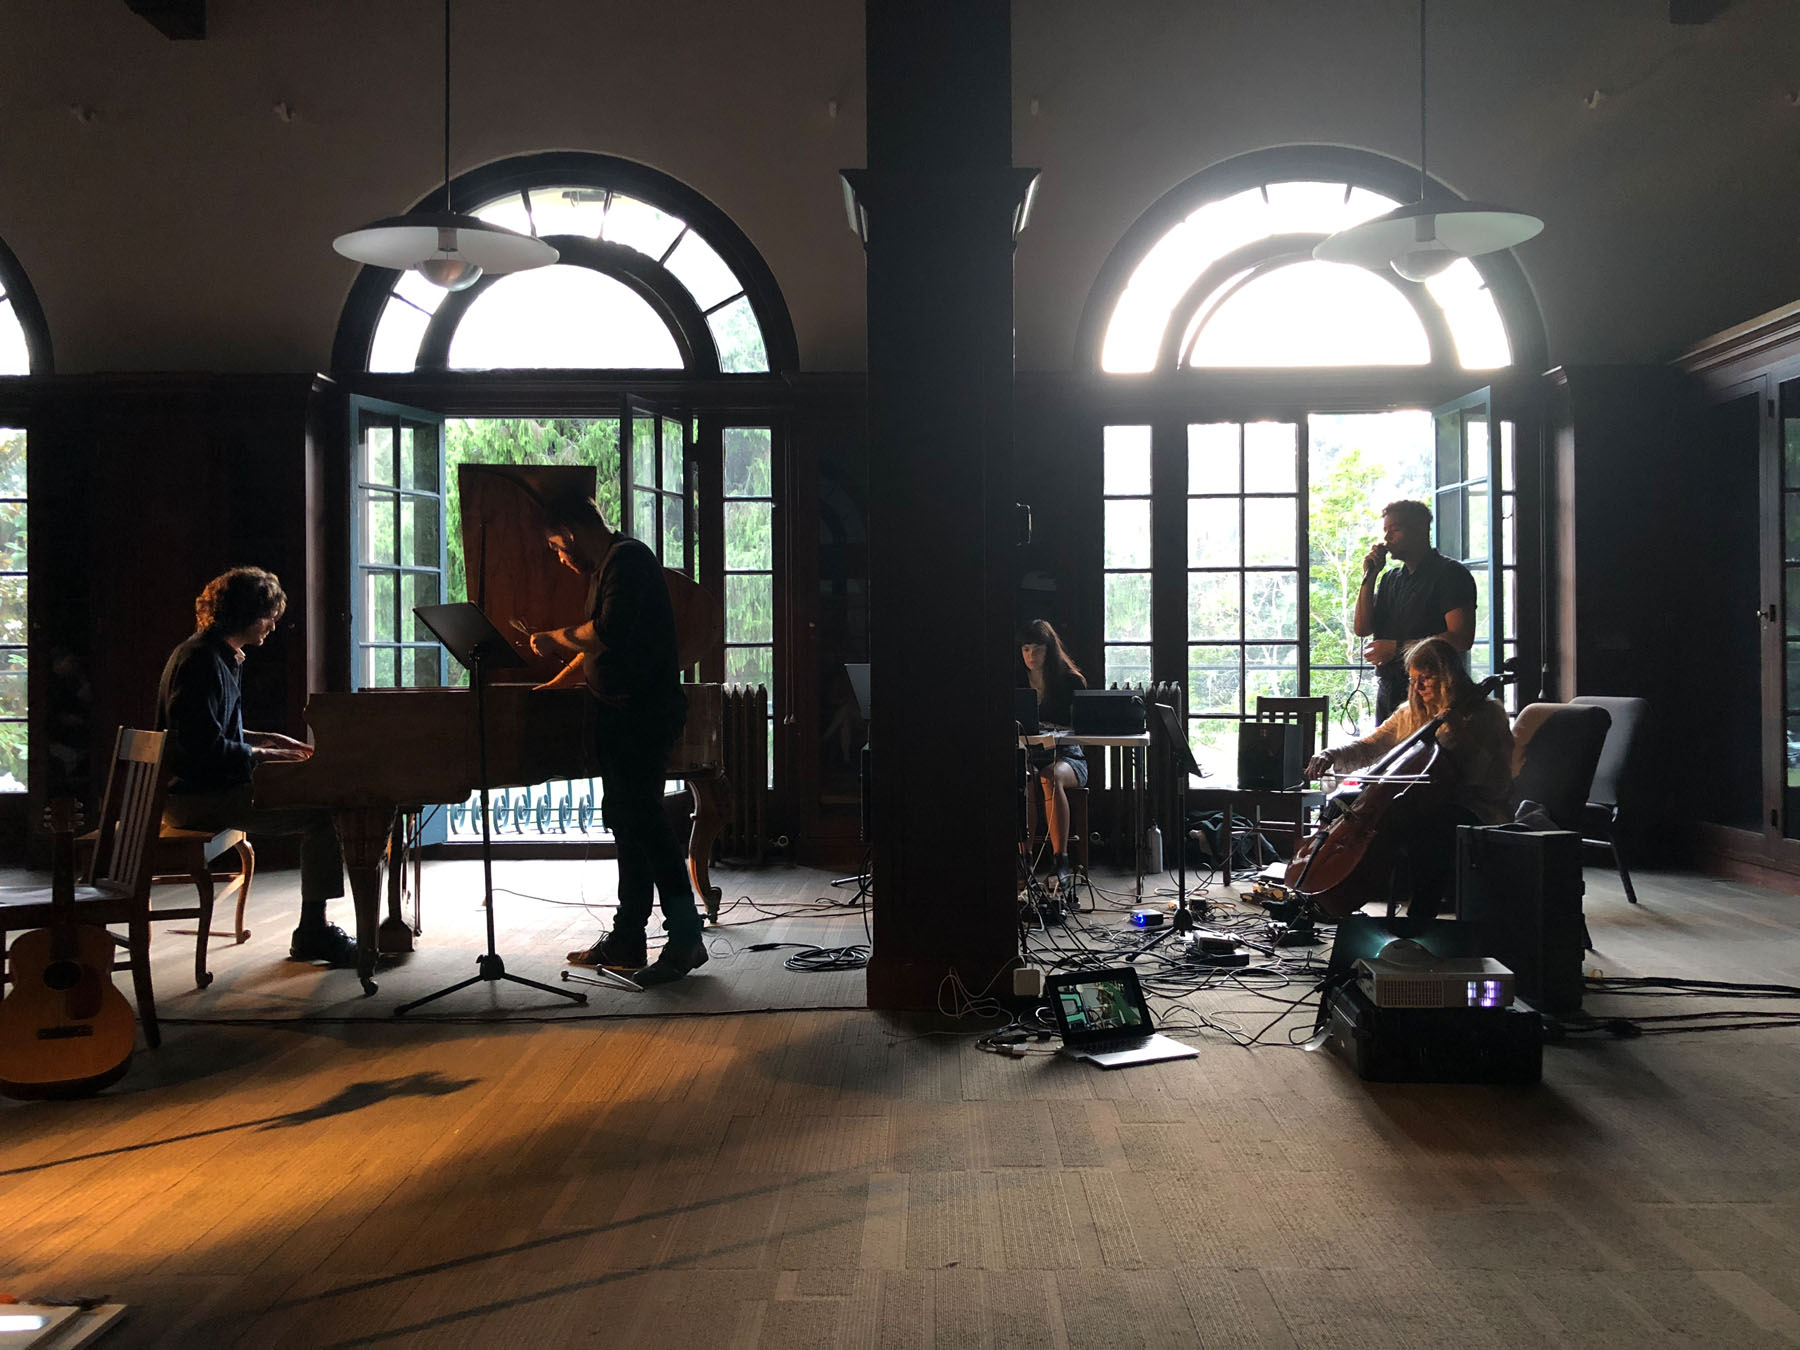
[1185,779,1324,886]
[1022,730,1153,896]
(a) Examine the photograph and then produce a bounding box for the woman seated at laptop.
[1302,637,1513,917]
[1020,619,1088,892]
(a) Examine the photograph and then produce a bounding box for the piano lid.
[459,463,593,686]
[457,463,723,682]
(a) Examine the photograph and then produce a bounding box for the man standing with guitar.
[155,568,353,965]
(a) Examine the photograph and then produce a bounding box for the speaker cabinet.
[1237,721,1303,791]
[1455,826,1586,1015]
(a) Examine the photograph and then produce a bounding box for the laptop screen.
[1015,687,1040,735]
[1047,967,1153,1044]
[844,662,872,720]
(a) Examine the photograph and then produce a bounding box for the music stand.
[394,603,588,1015]
[1129,704,1206,962]
[833,662,873,890]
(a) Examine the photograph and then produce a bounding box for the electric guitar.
[0,799,137,1098]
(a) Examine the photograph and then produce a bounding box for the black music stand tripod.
[395,603,588,1015]
[1129,704,1207,962]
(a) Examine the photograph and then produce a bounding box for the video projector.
[1353,940,1516,1010]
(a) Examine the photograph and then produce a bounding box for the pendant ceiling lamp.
[332,0,556,290]
[1314,0,1542,282]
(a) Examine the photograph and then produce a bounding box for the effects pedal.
[1184,933,1251,967]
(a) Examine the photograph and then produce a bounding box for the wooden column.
[855,0,1024,1007]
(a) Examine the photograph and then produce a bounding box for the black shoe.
[289,923,359,967]
[632,934,709,987]
[567,928,648,970]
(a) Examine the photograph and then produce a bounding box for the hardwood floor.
[5,859,1800,1347]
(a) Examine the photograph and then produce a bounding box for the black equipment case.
[1455,826,1586,1016]
[1324,979,1543,1084]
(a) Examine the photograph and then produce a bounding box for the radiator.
[718,683,768,860]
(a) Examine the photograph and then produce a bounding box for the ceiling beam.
[124,0,205,40]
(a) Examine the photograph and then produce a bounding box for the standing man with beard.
[1353,499,1477,722]
[529,491,707,987]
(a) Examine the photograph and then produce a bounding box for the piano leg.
[333,805,395,996]
[379,812,416,955]
[684,772,725,924]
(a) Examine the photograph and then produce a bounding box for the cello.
[1283,669,1514,919]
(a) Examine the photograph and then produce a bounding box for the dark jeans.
[163,784,344,916]
[597,710,700,942]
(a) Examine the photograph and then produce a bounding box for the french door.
[1101,386,1523,778]
[349,396,449,693]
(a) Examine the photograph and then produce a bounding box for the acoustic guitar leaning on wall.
[0,800,137,1099]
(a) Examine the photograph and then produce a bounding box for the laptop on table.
[1015,687,1041,736]
[1045,966,1199,1069]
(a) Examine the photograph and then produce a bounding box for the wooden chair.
[1249,695,1332,852]
[1255,696,1332,764]
[77,824,255,991]
[0,728,172,1047]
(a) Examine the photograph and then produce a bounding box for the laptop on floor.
[1045,966,1199,1069]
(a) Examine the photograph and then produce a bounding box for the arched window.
[1079,148,1546,777]
[331,155,795,841]
[0,235,51,377]
[1096,177,1518,374]
[335,152,796,376]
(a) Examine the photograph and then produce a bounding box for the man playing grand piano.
[155,567,355,965]
[529,491,709,986]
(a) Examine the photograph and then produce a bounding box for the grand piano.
[255,464,728,995]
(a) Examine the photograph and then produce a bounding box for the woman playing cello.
[1303,637,1513,917]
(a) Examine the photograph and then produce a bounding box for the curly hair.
[195,567,286,635]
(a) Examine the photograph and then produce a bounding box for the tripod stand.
[1128,704,1206,962]
[396,603,587,1016]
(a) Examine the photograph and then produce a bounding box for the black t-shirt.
[584,537,684,725]
[1370,549,1478,691]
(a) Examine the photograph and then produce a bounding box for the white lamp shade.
[333,211,559,274]
[1313,199,1543,275]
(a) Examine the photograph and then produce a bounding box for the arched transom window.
[1101,180,1511,374]
[356,163,787,377]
